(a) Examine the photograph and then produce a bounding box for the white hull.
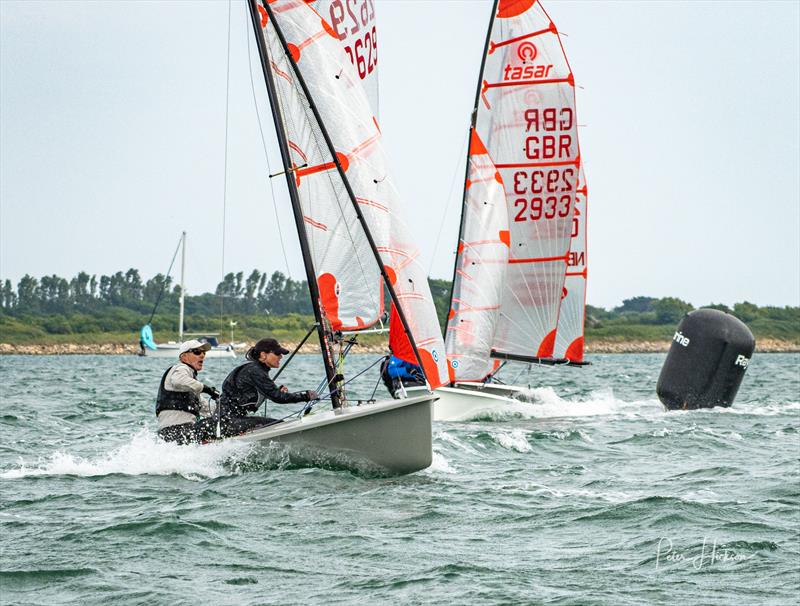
[142,343,236,359]
[230,394,434,475]
[407,383,529,422]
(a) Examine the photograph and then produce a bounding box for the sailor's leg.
[223,415,281,436]
[157,423,197,444]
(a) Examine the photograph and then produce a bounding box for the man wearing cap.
[155,339,220,444]
[219,337,318,431]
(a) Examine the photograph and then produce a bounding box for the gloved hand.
[202,384,220,400]
[306,390,319,401]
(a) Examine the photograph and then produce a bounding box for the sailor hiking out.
[155,340,220,444]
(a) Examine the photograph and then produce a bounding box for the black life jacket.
[155,365,201,416]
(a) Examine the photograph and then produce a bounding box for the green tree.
[704,302,732,314]
[615,296,657,314]
[732,301,760,323]
[1,279,17,309]
[653,297,694,324]
[17,275,40,312]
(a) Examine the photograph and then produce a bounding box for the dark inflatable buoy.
[657,308,755,410]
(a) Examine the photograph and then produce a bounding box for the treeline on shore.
[0,269,797,345]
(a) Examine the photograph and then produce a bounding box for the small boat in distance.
[139,232,236,359]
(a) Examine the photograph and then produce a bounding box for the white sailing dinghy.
[431,0,589,421]
[223,0,448,474]
[139,232,236,359]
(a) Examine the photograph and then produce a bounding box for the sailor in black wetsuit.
[155,340,220,444]
[219,338,319,432]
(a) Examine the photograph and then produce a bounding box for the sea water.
[0,353,797,605]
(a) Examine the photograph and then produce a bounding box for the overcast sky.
[1,0,798,309]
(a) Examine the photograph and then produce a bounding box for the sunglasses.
[189,348,207,356]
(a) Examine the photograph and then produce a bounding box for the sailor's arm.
[165,365,204,394]
[254,372,312,404]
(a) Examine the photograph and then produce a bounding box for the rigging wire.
[219,0,233,329]
[427,127,469,277]
[146,234,183,325]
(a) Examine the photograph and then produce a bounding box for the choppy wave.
[0,430,253,481]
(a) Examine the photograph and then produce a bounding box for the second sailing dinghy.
[431,0,589,421]
[224,0,447,474]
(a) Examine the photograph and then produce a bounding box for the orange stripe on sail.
[355,197,389,213]
[376,246,413,260]
[270,61,292,84]
[488,24,555,54]
[451,303,501,313]
[565,268,588,278]
[508,254,568,264]
[294,152,349,185]
[463,238,504,247]
[484,74,574,90]
[496,156,580,169]
[287,141,308,163]
[350,131,381,157]
[303,216,327,231]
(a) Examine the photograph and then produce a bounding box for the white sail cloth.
[446,0,583,371]
[259,0,447,386]
[445,130,509,382]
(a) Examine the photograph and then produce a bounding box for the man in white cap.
[155,339,220,444]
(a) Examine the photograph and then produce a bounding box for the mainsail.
[552,166,587,361]
[253,0,447,387]
[446,0,585,378]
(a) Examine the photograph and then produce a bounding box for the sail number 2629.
[328,0,378,80]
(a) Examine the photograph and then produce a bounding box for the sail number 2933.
[514,196,571,222]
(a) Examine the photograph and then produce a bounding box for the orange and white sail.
[258,0,446,387]
[446,0,585,376]
[553,166,587,361]
[445,130,509,382]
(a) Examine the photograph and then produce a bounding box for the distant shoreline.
[1,339,797,355]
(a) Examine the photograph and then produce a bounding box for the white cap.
[178,339,212,356]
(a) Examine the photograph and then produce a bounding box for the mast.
[259,0,432,382]
[179,230,186,342]
[246,0,341,407]
[444,0,499,348]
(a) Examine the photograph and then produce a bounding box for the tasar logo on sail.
[502,42,554,81]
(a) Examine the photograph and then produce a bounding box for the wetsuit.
[219,361,312,432]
